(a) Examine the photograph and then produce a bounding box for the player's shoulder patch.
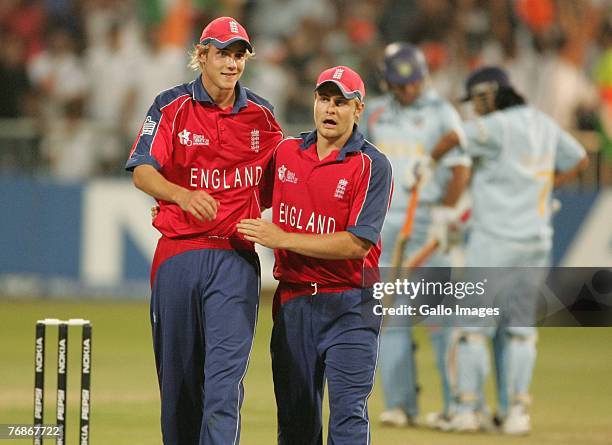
[154,82,192,110]
[245,88,275,114]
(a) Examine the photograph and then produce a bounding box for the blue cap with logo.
[382,42,429,85]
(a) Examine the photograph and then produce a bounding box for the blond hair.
[188,43,254,72]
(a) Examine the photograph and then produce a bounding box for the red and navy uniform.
[265,129,393,302]
[267,129,393,445]
[126,76,282,445]
[127,75,283,244]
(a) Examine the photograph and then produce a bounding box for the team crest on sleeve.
[141,116,157,136]
[278,164,298,184]
[334,178,349,199]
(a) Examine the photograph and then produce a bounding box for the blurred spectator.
[27,26,88,120]
[339,0,378,48]
[0,31,32,117]
[0,0,609,180]
[283,18,333,124]
[83,0,132,48]
[39,97,101,181]
[334,0,381,75]
[0,0,45,61]
[244,38,293,125]
[529,1,600,129]
[515,0,556,34]
[250,0,334,40]
[453,0,492,65]
[85,20,137,172]
[43,0,73,21]
[43,0,84,45]
[126,24,190,136]
[533,54,598,129]
[377,0,418,44]
[421,40,466,101]
[595,18,612,160]
[379,0,453,45]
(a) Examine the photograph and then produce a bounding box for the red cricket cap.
[199,16,253,52]
[315,66,365,101]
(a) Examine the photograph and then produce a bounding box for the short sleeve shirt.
[126,76,283,239]
[462,105,586,240]
[269,129,393,287]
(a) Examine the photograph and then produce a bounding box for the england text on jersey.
[125,76,283,240]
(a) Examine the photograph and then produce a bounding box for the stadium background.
[1,0,611,444]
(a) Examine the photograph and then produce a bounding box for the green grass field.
[1,298,611,444]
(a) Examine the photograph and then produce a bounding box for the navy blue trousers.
[271,288,382,445]
[151,248,260,445]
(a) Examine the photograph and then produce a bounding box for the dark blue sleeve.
[346,148,393,244]
[125,101,165,172]
[125,86,190,172]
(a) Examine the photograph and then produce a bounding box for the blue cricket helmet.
[382,42,429,85]
[461,66,513,101]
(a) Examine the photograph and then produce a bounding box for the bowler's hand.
[237,218,289,249]
[151,205,160,221]
[175,189,219,221]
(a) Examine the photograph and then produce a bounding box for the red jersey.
[265,129,393,289]
[126,76,283,244]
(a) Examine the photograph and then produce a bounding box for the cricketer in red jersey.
[126,17,282,445]
[238,66,393,445]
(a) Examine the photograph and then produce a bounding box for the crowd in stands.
[0,0,610,181]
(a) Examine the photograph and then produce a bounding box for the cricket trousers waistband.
[273,281,355,310]
[151,235,255,287]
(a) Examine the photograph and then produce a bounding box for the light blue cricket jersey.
[463,105,586,242]
[362,88,469,212]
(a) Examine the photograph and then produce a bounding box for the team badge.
[178,129,191,145]
[141,116,156,136]
[278,165,298,183]
[178,129,209,147]
[250,129,260,152]
[334,178,348,199]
